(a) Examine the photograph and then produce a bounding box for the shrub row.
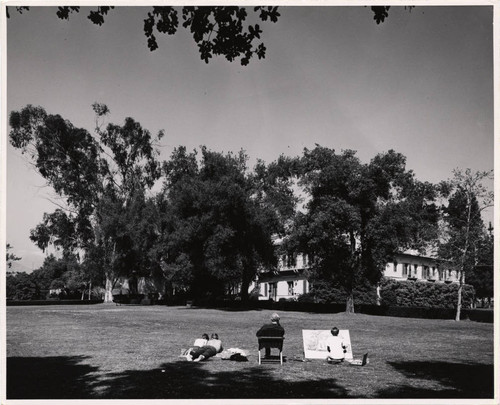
[462,309,494,323]
[379,278,475,308]
[6,299,104,306]
[207,299,493,322]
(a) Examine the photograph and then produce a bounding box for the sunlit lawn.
[6,304,494,399]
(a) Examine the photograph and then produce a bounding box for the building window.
[288,281,294,296]
[393,261,398,272]
[269,282,277,300]
[403,264,408,276]
[287,254,297,268]
[423,266,429,279]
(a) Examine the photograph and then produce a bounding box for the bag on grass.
[220,348,248,361]
[229,353,248,362]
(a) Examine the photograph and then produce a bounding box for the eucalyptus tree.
[9,104,163,301]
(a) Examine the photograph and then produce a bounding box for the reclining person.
[183,333,209,356]
[187,333,223,362]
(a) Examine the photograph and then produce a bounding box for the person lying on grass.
[187,333,223,362]
[326,327,348,363]
[182,333,209,357]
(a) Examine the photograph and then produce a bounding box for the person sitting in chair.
[256,312,285,358]
[326,327,348,363]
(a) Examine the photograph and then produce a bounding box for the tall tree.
[465,227,494,307]
[9,104,163,302]
[438,169,493,320]
[288,146,439,313]
[158,146,295,301]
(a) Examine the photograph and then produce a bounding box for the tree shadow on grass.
[8,356,349,399]
[7,356,99,399]
[94,359,350,399]
[377,360,494,398]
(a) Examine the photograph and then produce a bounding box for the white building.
[384,251,459,283]
[255,253,311,301]
[254,250,459,301]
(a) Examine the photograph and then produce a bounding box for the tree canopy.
[286,146,439,312]
[155,146,296,301]
[7,6,280,66]
[9,105,492,309]
[9,104,163,301]
[9,104,297,302]
[438,169,493,320]
[6,6,404,65]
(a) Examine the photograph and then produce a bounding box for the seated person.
[187,333,223,362]
[256,312,284,358]
[326,327,348,363]
[185,333,209,356]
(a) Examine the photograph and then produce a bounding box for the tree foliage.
[379,278,474,309]
[9,104,297,302]
[6,244,21,268]
[465,228,493,304]
[438,169,493,319]
[6,254,83,300]
[9,104,163,301]
[7,6,280,66]
[156,146,295,301]
[7,6,406,65]
[287,146,439,313]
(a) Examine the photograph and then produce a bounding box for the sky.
[3,5,495,272]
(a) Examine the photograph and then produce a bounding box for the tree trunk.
[455,271,464,321]
[455,189,473,321]
[346,230,356,314]
[240,277,250,302]
[376,283,381,306]
[104,276,114,303]
[345,293,355,313]
[455,281,462,321]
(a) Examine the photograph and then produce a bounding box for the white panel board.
[302,329,353,360]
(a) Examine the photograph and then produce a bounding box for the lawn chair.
[258,336,284,365]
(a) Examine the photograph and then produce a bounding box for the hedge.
[207,299,493,322]
[379,278,475,308]
[6,299,104,306]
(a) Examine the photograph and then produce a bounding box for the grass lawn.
[6,304,495,400]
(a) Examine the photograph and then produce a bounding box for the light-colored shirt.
[326,335,346,359]
[193,338,208,347]
[207,338,223,352]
